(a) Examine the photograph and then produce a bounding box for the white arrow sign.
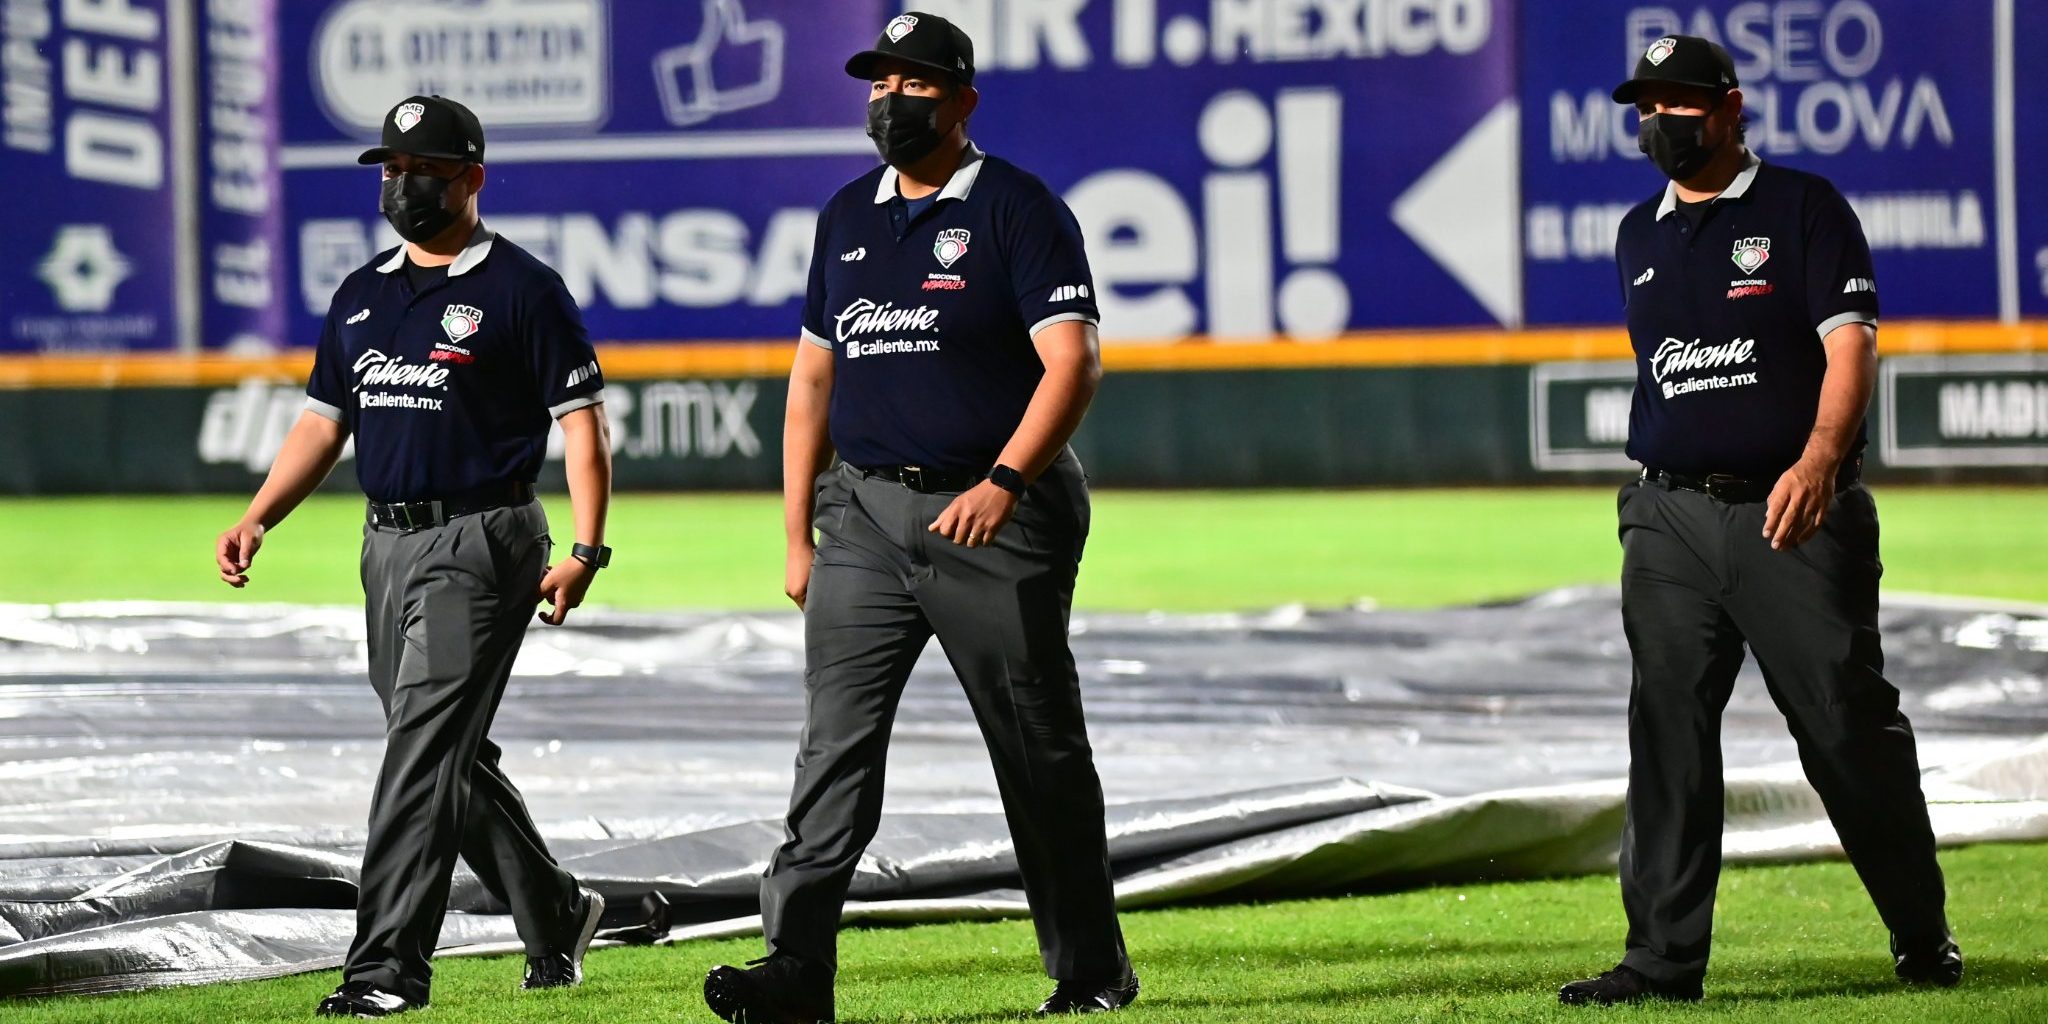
[1392,99,1523,328]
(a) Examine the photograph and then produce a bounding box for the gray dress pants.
[761,450,1130,985]
[1616,476,1950,985]
[346,501,579,1004]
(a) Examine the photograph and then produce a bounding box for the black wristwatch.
[988,464,1027,495]
[570,543,612,569]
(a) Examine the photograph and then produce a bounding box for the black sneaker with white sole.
[523,885,606,990]
[1037,971,1140,1015]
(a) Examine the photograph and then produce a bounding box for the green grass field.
[12,844,2048,1023]
[21,486,2048,610]
[10,487,2048,1022]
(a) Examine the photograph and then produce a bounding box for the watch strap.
[570,543,611,569]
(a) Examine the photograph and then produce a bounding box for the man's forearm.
[1801,323,1877,470]
[996,325,1102,481]
[784,371,834,546]
[563,410,612,548]
[243,411,348,529]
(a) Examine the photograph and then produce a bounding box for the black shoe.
[1895,942,1964,987]
[523,886,606,990]
[1558,964,1703,1006]
[315,980,419,1017]
[1037,972,1140,1015]
[703,954,835,1024]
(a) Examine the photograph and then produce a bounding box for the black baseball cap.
[356,95,486,165]
[1611,35,1738,104]
[845,11,975,86]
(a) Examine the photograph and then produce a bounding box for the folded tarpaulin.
[1,589,2043,996]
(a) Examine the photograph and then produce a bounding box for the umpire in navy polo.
[1557,37,1960,1006]
[702,12,1136,1023]
[214,95,613,1017]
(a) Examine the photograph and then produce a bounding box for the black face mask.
[1638,111,1718,182]
[379,170,463,244]
[866,92,947,167]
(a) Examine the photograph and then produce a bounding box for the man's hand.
[928,480,1019,548]
[786,539,815,609]
[216,520,265,587]
[537,556,599,625]
[1763,457,1835,550]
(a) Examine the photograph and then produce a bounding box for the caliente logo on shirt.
[353,348,451,391]
[1651,337,1760,398]
[835,298,943,359]
[834,298,940,342]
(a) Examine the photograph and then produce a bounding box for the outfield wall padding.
[3,353,2045,493]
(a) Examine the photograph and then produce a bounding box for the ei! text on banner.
[1520,0,2005,325]
[0,0,181,352]
[278,0,1518,349]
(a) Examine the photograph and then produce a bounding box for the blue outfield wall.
[0,0,2040,353]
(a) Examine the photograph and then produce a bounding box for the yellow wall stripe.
[0,321,2039,389]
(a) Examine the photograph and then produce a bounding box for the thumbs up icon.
[654,0,786,126]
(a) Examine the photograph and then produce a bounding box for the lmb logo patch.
[1731,237,1771,275]
[441,304,483,344]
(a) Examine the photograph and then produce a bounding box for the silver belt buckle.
[1704,474,1744,502]
[902,466,927,491]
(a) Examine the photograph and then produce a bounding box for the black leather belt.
[367,481,534,531]
[852,464,986,493]
[1643,458,1861,504]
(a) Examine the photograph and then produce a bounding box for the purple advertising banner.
[276,0,1520,348]
[0,0,181,352]
[2015,0,2045,319]
[198,0,288,352]
[1520,0,2005,326]
[276,0,891,349]
[933,0,1518,338]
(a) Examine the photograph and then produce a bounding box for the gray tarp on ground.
[1,589,2045,997]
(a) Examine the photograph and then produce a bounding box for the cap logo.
[1731,236,1771,275]
[933,228,970,268]
[394,101,425,133]
[886,14,917,42]
[1646,37,1677,66]
[441,304,483,343]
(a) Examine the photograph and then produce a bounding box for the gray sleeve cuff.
[305,397,343,422]
[550,390,605,419]
[801,327,832,349]
[1816,311,1877,340]
[1029,311,1097,338]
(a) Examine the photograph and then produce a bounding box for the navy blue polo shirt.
[802,144,1099,472]
[1615,153,1879,478]
[305,225,605,503]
